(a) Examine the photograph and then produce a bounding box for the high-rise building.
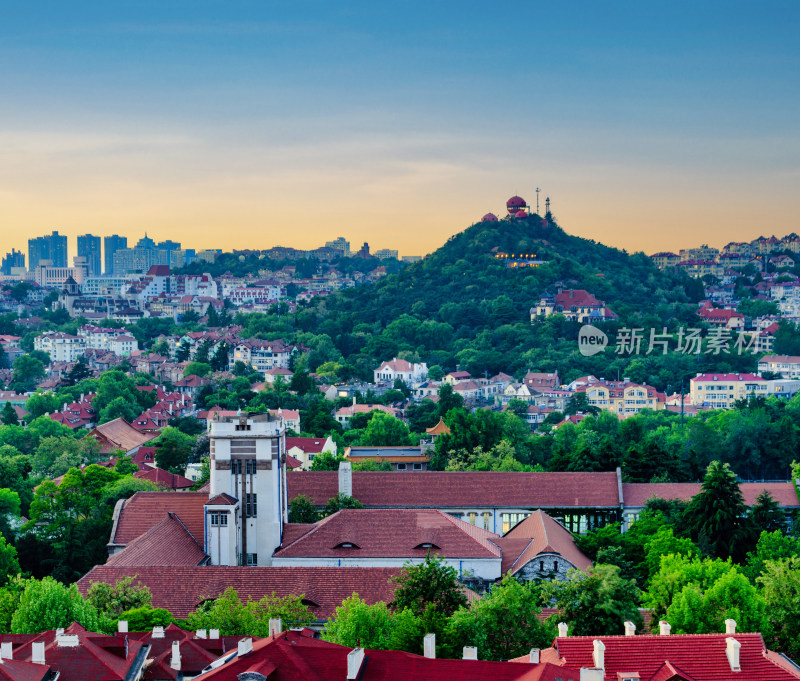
[28,231,67,269]
[1,249,25,275]
[104,235,127,275]
[373,248,399,260]
[113,246,169,275]
[77,234,102,276]
[325,237,350,258]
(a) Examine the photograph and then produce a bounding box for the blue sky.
[1,1,798,257]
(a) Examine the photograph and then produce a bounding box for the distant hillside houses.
[373,357,428,384]
[689,372,800,409]
[531,289,617,324]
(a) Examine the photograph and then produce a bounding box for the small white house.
[373,358,428,385]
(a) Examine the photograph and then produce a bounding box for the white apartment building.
[690,373,769,409]
[34,332,85,362]
[758,355,800,379]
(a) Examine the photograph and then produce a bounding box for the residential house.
[373,357,428,384]
[580,380,665,416]
[758,354,800,378]
[344,446,430,471]
[86,417,157,454]
[531,289,617,323]
[285,436,337,470]
[34,332,85,362]
[524,371,560,390]
[334,403,399,428]
[690,373,769,408]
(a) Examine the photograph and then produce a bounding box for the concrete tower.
[206,412,288,566]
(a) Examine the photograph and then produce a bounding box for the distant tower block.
[545,196,551,214]
[506,195,527,215]
[536,187,541,214]
[482,213,499,222]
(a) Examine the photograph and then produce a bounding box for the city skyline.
[1,2,798,260]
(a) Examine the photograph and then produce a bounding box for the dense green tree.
[323,595,422,652]
[0,403,17,426]
[758,557,800,659]
[118,606,174,632]
[288,495,319,523]
[309,451,346,471]
[750,490,787,535]
[360,412,412,446]
[391,553,468,619]
[743,530,800,583]
[85,576,152,619]
[152,427,196,474]
[11,577,104,633]
[10,355,45,391]
[323,494,364,517]
[183,362,212,377]
[436,383,463,418]
[683,461,754,561]
[0,535,20,588]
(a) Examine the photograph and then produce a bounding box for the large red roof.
[286,471,622,508]
[77,566,400,620]
[623,482,799,507]
[106,513,207,567]
[112,491,208,546]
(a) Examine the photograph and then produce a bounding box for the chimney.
[592,640,605,671]
[55,629,64,637]
[726,637,741,672]
[31,642,45,665]
[152,626,165,639]
[659,621,671,635]
[462,646,478,660]
[558,622,569,638]
[423,633,436,659]
[346,648,365,680]
[117,620,128,633]
[210,629,220,639]
[196,629,207,639]
[338,461,353,497]
[268,619,282,637]
[725,619,737,634]
[237,638,253,657]
[352,395,356,407]
[170,641,181,670]
[0,641,12,660]
[56,634,78,648]
[624,620,636,636]
[580,670,604,681]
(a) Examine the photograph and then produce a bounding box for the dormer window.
[414,542,440,550]
[334,542,360,549]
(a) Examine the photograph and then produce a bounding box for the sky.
[0,1,798,261]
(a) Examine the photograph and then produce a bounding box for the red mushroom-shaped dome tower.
[482,213,499,222]
[506,195,527,215]
[515,210,528,218]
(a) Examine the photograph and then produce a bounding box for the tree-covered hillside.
[289,214,754,387]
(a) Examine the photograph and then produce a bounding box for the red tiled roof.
[184,628,580,681]
[207,493,237,506]
[285,437,329,454]
[622,482,799,507]
[538,633,800,681]
[112,491,208,545]
[133,467,194,489]
[0,658,51,681]
[691,373,762,383]
[287,471,622,509]
[498,510,592,575]
[88,418,157,453]
[275,509,501,560]
[77,566,401,619]
[106,513,207,567]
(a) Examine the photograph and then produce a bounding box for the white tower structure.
[206,412,288,566]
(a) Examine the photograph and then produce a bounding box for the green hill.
[289,214,755,390]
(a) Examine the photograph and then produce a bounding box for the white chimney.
[55,629,64,637]
[528,648,540,663]
[237,638,253,656]
[269,619,282,637]
[347,648,365,680]
[726,637,741,672]
[31,642,45,665]
[210,629,220,640]
[592,640,605,671]
[152,626,165,639]
[462,646,478,660]
[423,633,436,659]
[558,622,569,637]
[725,619,737,634]
[338,461,353,497]
[0,641,12,660]
[624,620,636,636]
[196,629,207,639]
[117,621,128,633]
[580,670,605,681]
[170,641,181,670]
[57,634,79,647]
[659,621,671,635]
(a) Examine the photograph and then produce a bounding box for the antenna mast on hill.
[536,187,541,214]
[545,196,551,215]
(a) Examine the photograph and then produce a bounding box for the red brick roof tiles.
[112,491,208,545]
[275,509,501,560]
[287,471,622,508]
[106,513,207,567]
[77,566,401,619]
[622,482,799,507]
[285,437,329,454]
[133,467,194,489]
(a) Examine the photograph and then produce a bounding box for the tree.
[360,412,412,446]
[758,557,800,659]
[548,564,643,636]
[10,355,45,391]
[289,369,316,395]
[114,455,139,476]
[31,436,100,479]
[750,490,787,535]
[323,494,364,517]
[323,595,422,652]
[288,495,318,524]
[183,362,212,378]
[118,606,174,631]
[0,403,17,426]
[391,553,467,619]
[0,535,20,588]
[175,339,191,362]
[743,530,800,583]
[11,577,104,633]
[436,383,463,418]
[62,358,93,387]
[683,461,753,561]
[444,575,553,661]
[85,576,152,619]
[184,587,312,636]
[152,427,196,473]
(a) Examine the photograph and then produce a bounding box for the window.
[468,512,477,525]
[482,512,490,530]
[246,553,258,566]
[231,459,242,475]
[413,463,422,470]
[245,459,256,475]
[396,463,407,471]
[540,560,545,571]
[553,561,559,572]
[246,493,257,518]
[209,512,227,526]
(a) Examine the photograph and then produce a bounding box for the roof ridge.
[507,538,534,573]
[439,510,502,557]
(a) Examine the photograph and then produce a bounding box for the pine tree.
[0,402,18,426]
